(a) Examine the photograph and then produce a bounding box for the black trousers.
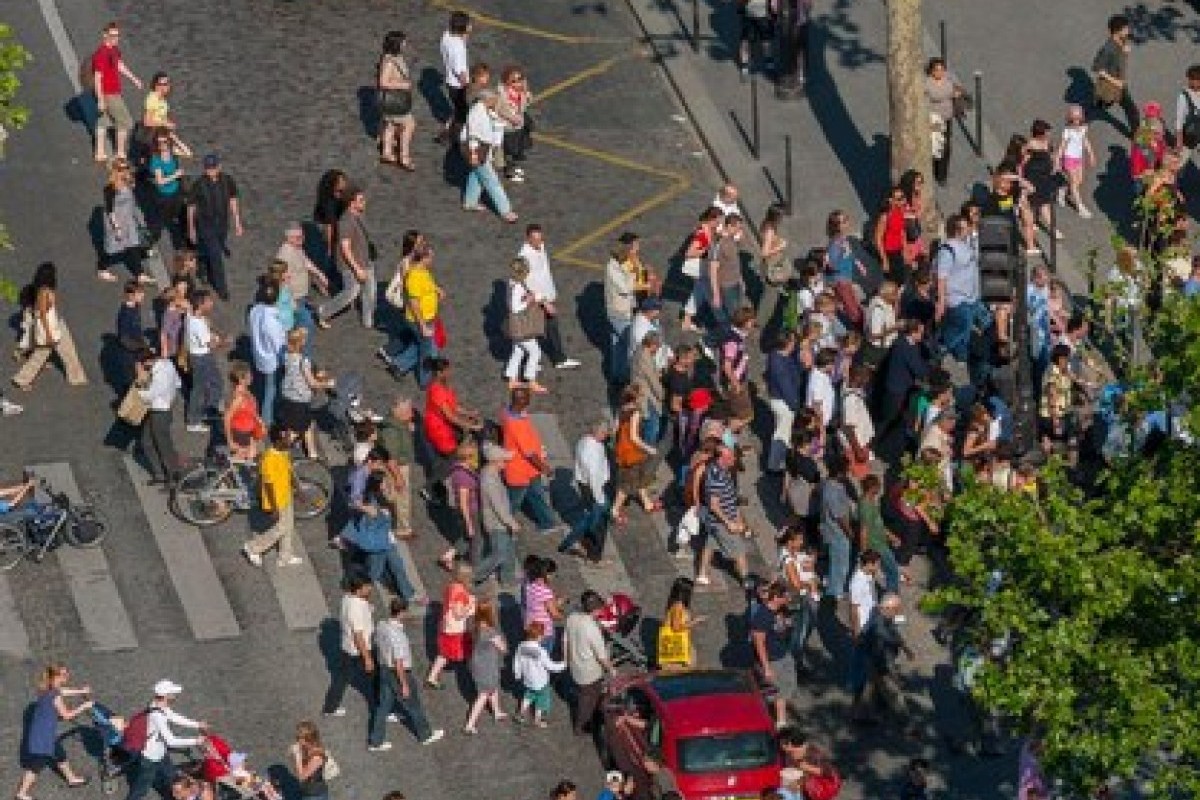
[541,312,567,365]
[933,123,952,185]
[572,678,604,735]
[195,226,230,299]
[142,408,180,482]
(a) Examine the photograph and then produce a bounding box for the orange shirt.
[501,410,543,488]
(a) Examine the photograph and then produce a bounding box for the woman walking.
[463,600,508,733]
[288,721,329,800]
[426,564,478,689]
[611,386,661,526]
[656,577,703,670]
[378,32,416,171]
[277,328,334,459]
[99,158,150,284]
[924,58,964,186]
[13,264,88,390]
[148,133,186,250]
[505,256,546,393]
[14,664,93,800]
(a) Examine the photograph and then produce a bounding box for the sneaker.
[699,342,715,362]
[509,172,525,184]
[387,713,400,723]
[367,741,393,752]
[323,707,347,717]
[1,399,23,416]
[186,423,210,434]
[695,573,711,586]
[241,545,263,567]
[421,729,445,745]
[277,556,304,567]
[555,358,582,370]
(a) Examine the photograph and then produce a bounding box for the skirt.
[437,631,469,662]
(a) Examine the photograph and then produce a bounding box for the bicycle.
[170,447,332,526]
[0,478,109,570]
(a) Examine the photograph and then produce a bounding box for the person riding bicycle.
[0,475,38,525]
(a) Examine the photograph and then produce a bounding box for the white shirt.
[842,387,875,453]
[806,369,835,428]
[248,303,286,374]
[186,315,213,356]
[141,705,202,762]
[518,241,557,302]
[138,358,181,411]
[712,195,739,218]
[513,640,565,690]
[778,547,818,599]
[866,297,897,347]
[463,101,496,151]
[440,31,468,88]
[848,568,877,634]
[574,434,610,500]
[340,593,374,656]
[509,279,534,314]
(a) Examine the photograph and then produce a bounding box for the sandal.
[398,159,416,172]
[501,212,520,224]
[97,270,118,282]
[66,778,90,788]
[379,156,397,165]
[645,500,665,513]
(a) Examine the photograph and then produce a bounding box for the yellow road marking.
[534,55,626,105]
[430,0,630,44]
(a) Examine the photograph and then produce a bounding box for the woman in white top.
[776,525,819,669]
[505,257,546,394]
[1053,104,1095,219]
[13,266,88,390]
[865,280,900,363]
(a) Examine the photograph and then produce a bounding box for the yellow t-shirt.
[404,265,439,323]
[144,93,170,126]
[259,447,292,511]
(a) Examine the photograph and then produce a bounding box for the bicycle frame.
[21,504,70,563]
[200,460,255,512]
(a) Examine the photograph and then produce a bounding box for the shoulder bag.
[378,56,413,117]
[118,383,149,426]
[505,282,545,340]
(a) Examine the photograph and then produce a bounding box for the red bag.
[804,769,843,800]
[119,708,155,754]
[433,317,448,350]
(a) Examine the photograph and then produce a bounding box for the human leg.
[476,162,513,217]
[318,269,362,324]
[383,546,417,600]
[541,312,567,365]
[520,478,558,530]
[572,679,603,736]
[368,667,397,747]
[823,528,850,599]
[321,651,353,713]
[766,398,795,472]
[398,674,435,741]
[11,347,51,389]
[360,266,377,329]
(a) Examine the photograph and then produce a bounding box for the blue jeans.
[715,283,744,331]
[879,545,900,594]
[364,547,417,600]
[822,526,850,599]
[473,527,517,586]
[789,596,816,667]
[558,495,609,557]
[385,320,439,389]
[640,406,662,445]
[126,757,172,800]
[608,314,631,383]
[463,161,512,216]
[940,301,987,362]
[369,667,433,745]
[255,366,280,428]
[295,302,317,360]
[508,478,557,531]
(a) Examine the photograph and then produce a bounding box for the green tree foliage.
[0,21,31,301]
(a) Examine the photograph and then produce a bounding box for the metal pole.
[751,73,760,160]
[939,20,947,63]
[974,71,983,157]
[784,134,793,214]
[692,0,700,53]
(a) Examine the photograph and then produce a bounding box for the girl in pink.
[1054,105,1096,219]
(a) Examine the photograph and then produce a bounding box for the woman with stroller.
[15,664,94,800]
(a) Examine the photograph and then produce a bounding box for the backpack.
[119,707,159,754]
[1182,90,1200,149]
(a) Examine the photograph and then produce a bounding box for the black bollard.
[692,0,700,53]
[974,71,983,157]
[751,73,760,160]
[784,135,793,214]
[939,20,947,63]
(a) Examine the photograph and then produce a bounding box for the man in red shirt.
[501,387,568,535]
[91,21,143,162]
[681,207,723,333]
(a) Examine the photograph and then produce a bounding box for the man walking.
[501,387,569,535]
[378,397,417,538]
[184,289,223,433]
[186,154,243,301]
[369,597,445,751]
[276,222,329,353]
[323,575,375,718]
[696,443,749,587]
[1092,14,1139,134]
[1174,65,1200,185]
[134,348,183,488]
[319,187,377,329]
[476,442,521,587]
[935,214,983,363]
[519,224,580,370]
[125,680,205,800]
[708,214,747,332]
[241,426,302,568]
[438,11,472,142]
[851,593,915,725]
[558,417,612,563]
[248,283,286,427]
[564,590,612,736]
[91,21,142,162]
[748,581,797,730]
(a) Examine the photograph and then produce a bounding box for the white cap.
[605,771,623,785]
[153,679,183,697]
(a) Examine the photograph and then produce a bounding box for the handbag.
[321,752,341,781]
[118,385,148,425]
[433,317,448,349]
[675,506,700,544]
[762,251,790,285]
[803,770,843,800]
[681,257,702,278]
[952,92,973,118]
[505,284,545,340]
[1094,75,1121,106]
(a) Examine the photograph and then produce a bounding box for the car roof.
[646,670,774,736]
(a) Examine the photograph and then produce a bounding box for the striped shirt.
[704,462,739,520]
[522,579,556,629]
[374,619,413,670]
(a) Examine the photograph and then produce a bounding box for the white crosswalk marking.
[262,533,329,631]
[649,460,728,589]
[123,455,242,640]
[28,463,138,652]
[0,573,31,659]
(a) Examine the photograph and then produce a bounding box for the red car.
[599,669,781,800]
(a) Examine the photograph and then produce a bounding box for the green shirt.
[377,420,415,465]
[858,497,889,553]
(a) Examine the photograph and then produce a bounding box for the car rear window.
[650,671,754,701]
[677,732,777,774]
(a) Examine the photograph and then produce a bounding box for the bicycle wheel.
[292,478,331,520]
[0,522,28,571]
[64,507,109,548]
[171,466,235,526]
[292,460,332,520]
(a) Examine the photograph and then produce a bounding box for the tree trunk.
[886,0,938,233]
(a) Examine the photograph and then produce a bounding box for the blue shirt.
[766,349,804,411]
[25,690,60,757]
[1184,278,1200,298]
[826,236,856,282]
[148,153,180,196]
[248,303,285,374]
[936,238,979,307]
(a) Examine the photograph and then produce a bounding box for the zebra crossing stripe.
[28,463,138,653]
[123,456,242,640]
[0,574,31,660]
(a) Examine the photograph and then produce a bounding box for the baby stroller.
[326,371,370,452]
[89,703,135,794]
[184,733,281,800]
[595,593,648,671]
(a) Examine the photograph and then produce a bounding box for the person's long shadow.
[1093,144,1136,241]
[806,17,890,213]
[483,280,511,362]
[574,282,610,377]
[356,86,381,141]
[418,67,450,124]
[1063,66,1093,106]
